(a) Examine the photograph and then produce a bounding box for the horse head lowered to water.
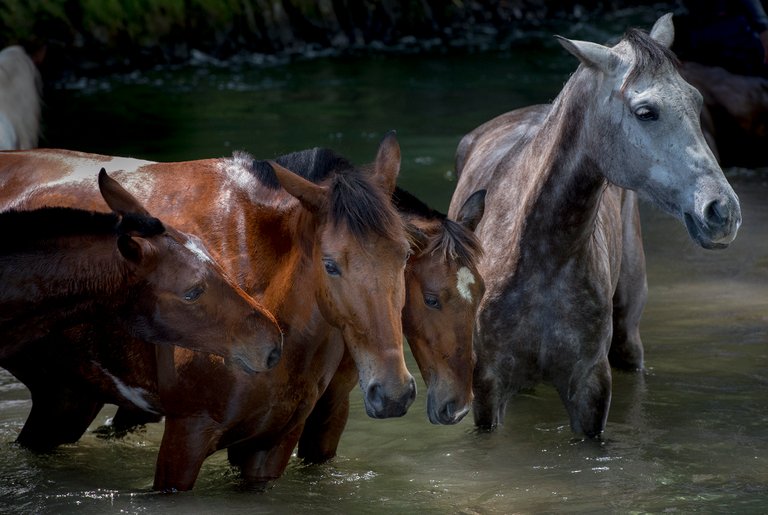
[449,14,741,437]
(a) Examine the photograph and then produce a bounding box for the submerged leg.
[297,361,356,464]
[17,387,103,451]
[556,356,612,438]
[154,415,219,492]
[610,191,647,371]
[228,427,304,486]
[110,406,162,432]
[472,356,507,431]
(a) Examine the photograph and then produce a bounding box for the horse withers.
[0,134,415,490]
[449,14,741,438]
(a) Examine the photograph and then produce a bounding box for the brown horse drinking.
[0,134,415,490]
[224,148,486,464]
[449,14,741,437]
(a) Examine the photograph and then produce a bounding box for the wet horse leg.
[228,427,304,486]
[471,340,508,431]
[610,191,647,371]
[297,352,357,463]
[17,385,103,451]
[153,415,220,491]
[109,406,163,433]
[555,355,612,438]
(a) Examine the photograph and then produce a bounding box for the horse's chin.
[683,212,731,250]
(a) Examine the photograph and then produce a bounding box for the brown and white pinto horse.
[0,169,282,371]
[0,134,415,490]
[449,14,741,438]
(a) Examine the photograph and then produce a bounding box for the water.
[3,11,768,513]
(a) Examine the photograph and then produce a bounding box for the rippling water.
[3,9,768,513]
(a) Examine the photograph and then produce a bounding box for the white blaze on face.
[456,266,476,303]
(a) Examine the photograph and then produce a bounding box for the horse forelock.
[329,169,404,242]
[434,219,483,269]
[118,213,166,237]
[620,28,679,92]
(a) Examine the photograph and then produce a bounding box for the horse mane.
[621,28,679,91]
[0,207,165,253]
[393,187,482,268]
[247,148,404,242]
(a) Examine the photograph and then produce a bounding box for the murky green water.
[3,10,768,513]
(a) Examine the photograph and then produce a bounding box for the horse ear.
[117,234,154,265]
[649,13,675,49]
[555,36,620,75]
[455,189,486,232]
[269,160,328,212]
[98,168,151,217]
[373,130,401,196]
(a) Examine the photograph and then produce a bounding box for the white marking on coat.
[93,362,159,414]
[456,266,476,303]
[184,236,213,264]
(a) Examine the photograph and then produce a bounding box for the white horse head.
[557,14,741,249]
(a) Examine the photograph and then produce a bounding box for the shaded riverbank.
[2,1,677,81]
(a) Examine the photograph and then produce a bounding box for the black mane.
[248,148,403,241]
[394,187,482,268]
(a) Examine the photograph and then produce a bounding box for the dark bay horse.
[0,169,282,372]
[226,148,486,465]
[449,14,742,438]
[0,134,415,490]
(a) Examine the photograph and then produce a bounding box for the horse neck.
[519,68,610,258]
[0,235,133,306]
[257,205,331,340]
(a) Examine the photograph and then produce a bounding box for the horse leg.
[610,191,647,371]
[110,406,163,433]
[297,355,357,463]
[228,427,304,487]
[17,387,103,451]
[153,415,219,492]
[556,356,612,438]
[472,347,507,431]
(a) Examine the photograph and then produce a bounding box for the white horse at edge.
[0,45,41,150]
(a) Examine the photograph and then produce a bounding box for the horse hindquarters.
[609,190,647,371]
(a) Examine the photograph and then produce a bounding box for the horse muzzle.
[363,376,417,418]
[684,195,741,249]
[426,391,471,425]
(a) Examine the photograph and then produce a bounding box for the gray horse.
[449,14,742,438]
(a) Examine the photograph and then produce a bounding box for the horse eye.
[183,285,205,302]
[424,294,441,310]
[323,258,341,277]
[634,106,658,121]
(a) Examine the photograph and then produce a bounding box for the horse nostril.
[704,199,727,227]
[266,347,282,369]
[407,377,417,403]
[366,382,384,409]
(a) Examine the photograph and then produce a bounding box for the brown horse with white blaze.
[0,134,415,490]
[450,14,741,438]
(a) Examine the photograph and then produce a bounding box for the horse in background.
[679,61,768,168]
[449,14,741,438]
[0,45,41,150]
